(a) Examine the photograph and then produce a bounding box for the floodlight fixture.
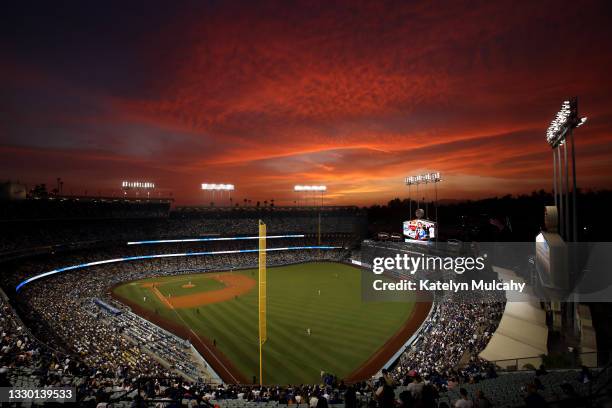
[546,97,587,243]
[546,98,586,148]
[294,185,327,191]
[122,181,155,189]
[201,183,235,191]
[405,172,441,186]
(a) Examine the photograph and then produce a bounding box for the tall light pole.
[545,98,587,337]
[201,183,235,206]
[545,97,587,242]
[407,184,412,220]
[405,172,442,225]
[294,185,326,206]
[294,185,327,244]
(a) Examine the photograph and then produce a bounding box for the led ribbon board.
[127,234,305,245]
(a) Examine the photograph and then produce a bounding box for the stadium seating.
[0,201,366,255]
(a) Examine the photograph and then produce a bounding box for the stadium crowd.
[394,294,505,385]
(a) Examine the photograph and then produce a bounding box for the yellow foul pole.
[258,220,267,386]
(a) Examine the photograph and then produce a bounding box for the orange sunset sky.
[2,1,612,205]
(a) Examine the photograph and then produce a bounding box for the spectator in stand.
[559,383,581,408]
[398,389,414,408]
[375,377,395,408]
[407,375,424,400]
[536,364,548,376]
[344,385,357,408]
[578,365,593,384]
[524,383,548,408]
[316,395,329,408]
[533,377,545,391]
[473,390,491,408]
[421,384,438,408]
[455,388,473,408]
[382,368,394,386]
[309,391,319,408]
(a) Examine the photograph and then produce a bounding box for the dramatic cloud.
[2,0,612,205]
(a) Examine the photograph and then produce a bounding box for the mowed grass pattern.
[113,262,414,384]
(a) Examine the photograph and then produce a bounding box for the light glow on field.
[15,246,341,292]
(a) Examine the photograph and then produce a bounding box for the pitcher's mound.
[182,283,196,289]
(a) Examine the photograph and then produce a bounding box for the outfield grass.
[113,262,414,384]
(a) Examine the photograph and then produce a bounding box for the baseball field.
[112,262,427,385]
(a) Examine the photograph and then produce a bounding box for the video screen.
[403,219,436,241]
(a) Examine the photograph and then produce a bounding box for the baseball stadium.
[3,1,612,407]
[1,198,610,407]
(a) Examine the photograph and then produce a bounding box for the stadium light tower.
[294,185,327,246]
[201,183,235,206]
[405,172,441,222]
[294,185,326,207]
[546,97,587,242]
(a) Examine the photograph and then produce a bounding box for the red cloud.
[3,1,612,205]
